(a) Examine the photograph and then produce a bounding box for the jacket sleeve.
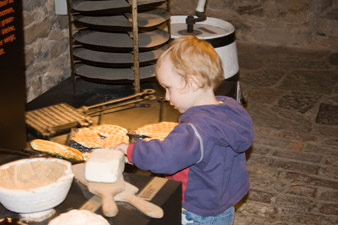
[130,123,202,174]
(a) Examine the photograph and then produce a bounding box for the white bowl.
[0,158,74,219]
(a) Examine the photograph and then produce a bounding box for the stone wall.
[23,0,338,102]
[170,0,338,50]
[23,0,69,102]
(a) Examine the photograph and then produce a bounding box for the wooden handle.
[101,192,118,217]
[114,181,164,218]
[126,195,164,218]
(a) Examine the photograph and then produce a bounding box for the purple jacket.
[127,96,253,216]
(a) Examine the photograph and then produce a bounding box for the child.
[113,36,253,225]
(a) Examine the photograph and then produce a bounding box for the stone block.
[249,144,271,155]
[275,195,315,211]
[247,154,320,175]
[270,157,320,175]
[247,189,274,204]
[277,208,337,225]
[271,130,318,142]
[283,142,304,151]
[236,201,277,221]
[272,149,322,163]
[24,46,34,67]
[22,0,46,11]
[49,39,68,58]
[303,144,338,157]
[253,137,305,151]
[328,53,338,66]
[319,166,338,180]
[241,69,286,87]
[24,18,51,44]
[324,156,338,166]
[284,172,338,189]
[253,127,273,137]
[322,138,338,146]
[318,203,338,215]
[319,190,338,203]
[276,71,338,95]
[249,173,287,194]
[287,185,316,198]
[277,93,322,114]
[54,16,69,29]
[316,103,338,125]
[247,104,312,132]
[247,88,285,105]
[234,213,272,225]
[48,29,65,41]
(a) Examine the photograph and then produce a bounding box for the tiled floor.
[27,42,338,225]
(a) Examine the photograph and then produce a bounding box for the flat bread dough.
[136,121,178,141]
[71,124,129,149]
[71,128,103,148]
[48,210,109,225]
[102,134,129,149]
[92,124,128,138]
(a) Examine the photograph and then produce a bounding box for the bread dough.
[85,149,124,183]
[48,210,109,225]
[136,121,178,141]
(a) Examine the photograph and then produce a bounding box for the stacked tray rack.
[67,0,170,92]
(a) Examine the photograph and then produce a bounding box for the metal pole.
[66,0,76,95]
[131,0,140,93]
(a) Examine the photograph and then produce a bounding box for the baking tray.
[73,46,165,67]
[73,28,169,52]
[74,63,155,81]
[73,9,169,32]
[70,0,166,15]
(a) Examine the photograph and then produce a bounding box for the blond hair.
[156,36,224,89]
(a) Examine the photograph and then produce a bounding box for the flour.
[0,160,67,190]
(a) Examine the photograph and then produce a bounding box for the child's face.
[156,59,197,113]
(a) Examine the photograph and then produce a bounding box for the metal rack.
[66,0,170,94]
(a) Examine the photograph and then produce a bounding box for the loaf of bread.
[30,139,84,161]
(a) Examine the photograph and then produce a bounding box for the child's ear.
[188,74,202,90]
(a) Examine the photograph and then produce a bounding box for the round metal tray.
[73,29,169,52]
[74,63,155,81]
[73,46,165,67]
[73,9,169,32]
[70,0,166,15]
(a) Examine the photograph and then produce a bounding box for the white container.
[54,0,68,15]
[170,16,239,79]
[0,158,74,219]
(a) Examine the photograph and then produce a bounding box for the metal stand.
[66,0,76,95]
[131,0,140,93]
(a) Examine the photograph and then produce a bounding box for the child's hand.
[111,143,129,155]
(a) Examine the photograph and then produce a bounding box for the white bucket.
[54,0,68,15]
[170,16,239,79]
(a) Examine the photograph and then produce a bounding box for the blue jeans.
[182,207,234,225]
